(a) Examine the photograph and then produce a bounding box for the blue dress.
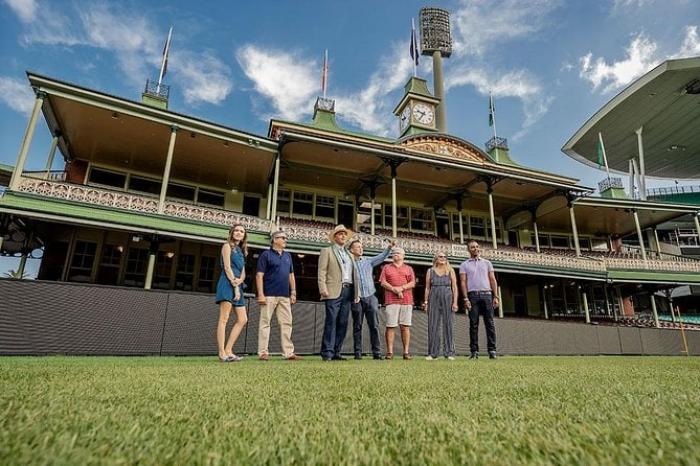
[215,245,245,306]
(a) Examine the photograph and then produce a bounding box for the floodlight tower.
[419,7,452,133]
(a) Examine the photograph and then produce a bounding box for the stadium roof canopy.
[562,56,700,179]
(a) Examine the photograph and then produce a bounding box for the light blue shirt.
[459,257,494,292]
[354,247,392,298]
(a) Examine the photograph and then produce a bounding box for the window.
[551,235,570,248]
[167,183,196,202]
[68,240,97,283]
[88,168,126,189]
[276,189,290,215]
[356,201,381,231]
[152,251,174,289]
[123,248,149,287]
[292,191,313,216]
[384,205,408,229]
[315,195,335,219]
[470,216,485,238]
[197,256,217,292]
[96,244,123,285]
[410,207,434,231]
[174,254,195,291]
[486,219,502,242]
[197,189,225,208]
[579,237,591,250]
[452,213,464,239]
[129,176,161,195]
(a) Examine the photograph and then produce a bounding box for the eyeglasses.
[437,255,447,259]
[274,236,288,241]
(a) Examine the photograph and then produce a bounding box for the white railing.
[15,177,700,274]
[17,177,274,232]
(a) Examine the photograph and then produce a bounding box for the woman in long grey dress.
[422,251,458,360]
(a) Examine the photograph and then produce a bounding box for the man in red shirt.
[379,247,416,360]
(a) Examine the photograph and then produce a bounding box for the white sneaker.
[447,356,456,361]
[425,356,436,361]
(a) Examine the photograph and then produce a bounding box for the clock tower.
[393,77,440,138]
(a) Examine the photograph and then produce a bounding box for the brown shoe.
[385,353,393,360]
[403,353,413,360]
[258,353,270,361]
[286,354,303,361]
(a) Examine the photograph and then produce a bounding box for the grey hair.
[270,229,286,243]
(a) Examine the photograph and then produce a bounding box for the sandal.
[386,353,394,360]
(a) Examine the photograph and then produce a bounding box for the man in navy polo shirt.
[255,230,302,361]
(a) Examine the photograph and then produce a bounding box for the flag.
[321,49,328,97]
[410,19,419,68]
[488,94,495,127]
[159,26,173,81]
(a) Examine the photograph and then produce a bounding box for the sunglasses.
[437,255,447,259]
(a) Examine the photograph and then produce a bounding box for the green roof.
[0,163,14,174]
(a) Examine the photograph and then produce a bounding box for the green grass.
[1,356,700,465]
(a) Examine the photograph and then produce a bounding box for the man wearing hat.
[318,224,359,361]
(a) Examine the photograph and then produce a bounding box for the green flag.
[488,94,494,127]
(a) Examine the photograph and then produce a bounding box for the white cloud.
[579,34,659,93]
[174,51,232,106]
[675,26,700,57]
[3,0,36,22]
[451,0,561,57]
[0,76,35,114]
[446,67,552,141]
[235,45,318,121]
[335,42,413,136]
[7,2,233,106]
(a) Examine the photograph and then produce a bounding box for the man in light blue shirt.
[348,238,395,360]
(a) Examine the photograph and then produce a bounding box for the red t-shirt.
[379,263,415,305]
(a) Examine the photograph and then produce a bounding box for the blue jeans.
[321,285,353,359]
[468,291,497,353]
[352,295,382,357]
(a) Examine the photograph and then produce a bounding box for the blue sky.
[2,0,700,184]
[1,0,699,274]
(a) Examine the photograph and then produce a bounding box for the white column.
[391,164,398,238]
[542,286,549,319]
[144,253,156,290]
[533,220,541,253]
[265,184,272,220]
[653,228,661,257]
[636,127,646,200]
[582,291,590,324]
[632,210,647,261]
[604,285,612,316]
[17,254,28,279]
[458,211,464,244]
[44,134,59,180]
[487,188,497,250]
[10,91,46,190]
[370,198,376,236]
[270,153,281,222]
[497,285,503,318]
[650,293,660,328]
[157,125,178,214]
[569,203,581,257]
[694,214,700,243]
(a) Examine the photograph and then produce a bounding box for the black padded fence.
[0,279,697,356]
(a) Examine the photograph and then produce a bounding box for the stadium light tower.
[419,7,452,133]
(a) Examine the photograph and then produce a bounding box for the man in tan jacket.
[318,224,359,361]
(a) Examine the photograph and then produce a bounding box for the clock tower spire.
[393,76,440,138]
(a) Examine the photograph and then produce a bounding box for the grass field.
[2,356,700,465]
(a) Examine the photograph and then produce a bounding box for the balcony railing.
[13,177,700,274]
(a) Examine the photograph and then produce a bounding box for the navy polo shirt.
[256,248,294,296]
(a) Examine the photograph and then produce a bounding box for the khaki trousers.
[258,296,295,357]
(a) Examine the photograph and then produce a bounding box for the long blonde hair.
[432,251,454,275]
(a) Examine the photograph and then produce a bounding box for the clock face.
[412,103,434,125]
[399,106,411,130]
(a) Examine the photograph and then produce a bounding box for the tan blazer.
[318,246,360,300]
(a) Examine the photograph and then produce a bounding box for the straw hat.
[328,224,353,242]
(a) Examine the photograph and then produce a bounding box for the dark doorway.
[337,201,354,228]
[507,230,519,248]
[436,215,450,239]
[242,195,261,216]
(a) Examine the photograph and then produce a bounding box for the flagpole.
[598,132,611,179]
[490,92,498,141]
[411,18,417,77]
[322,49,328,98]
[156,26,173,94]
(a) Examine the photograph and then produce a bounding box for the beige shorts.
[385,304,412,327]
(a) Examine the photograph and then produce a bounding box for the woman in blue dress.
[215,224,248,362]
